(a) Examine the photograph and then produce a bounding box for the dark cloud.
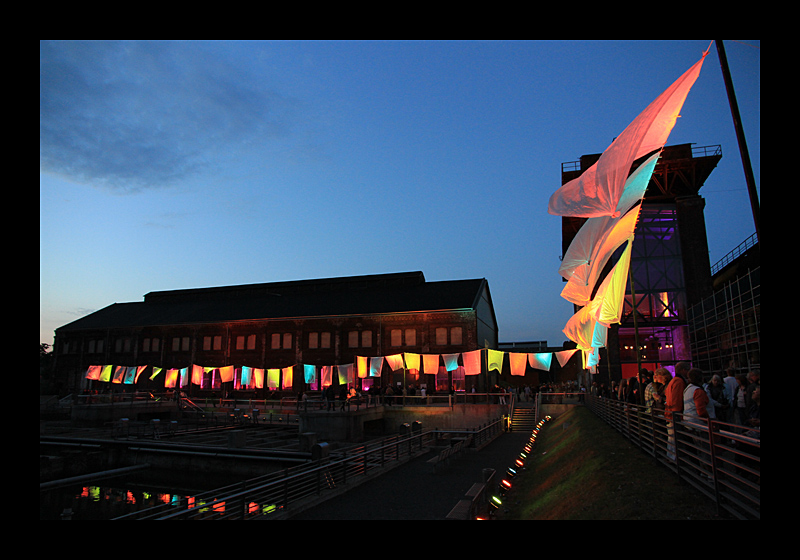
[40,40,296,193]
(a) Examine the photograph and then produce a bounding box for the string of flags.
[83,348,581,389]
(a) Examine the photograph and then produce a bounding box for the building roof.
[55,272,494,332]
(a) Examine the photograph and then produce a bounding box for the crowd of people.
[590,363,760,472]
[589,364,760,429]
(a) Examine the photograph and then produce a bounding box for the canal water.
[40,468,248,520]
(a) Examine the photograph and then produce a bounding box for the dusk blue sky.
[40,40,760,347]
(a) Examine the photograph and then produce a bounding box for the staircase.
[510,405,538,432]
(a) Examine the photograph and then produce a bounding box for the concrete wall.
[299,404,507,442]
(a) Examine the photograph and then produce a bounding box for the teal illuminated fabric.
[304,364,316,384]
[369,356,384,377]
[527,352,552,372]
[241,366,252,386]
[443,353,460,372]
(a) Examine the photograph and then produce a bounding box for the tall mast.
[715,39,760,242]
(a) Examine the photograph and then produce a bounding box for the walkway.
[291,429,530,520]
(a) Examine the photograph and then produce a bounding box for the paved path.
[291,430,531,520]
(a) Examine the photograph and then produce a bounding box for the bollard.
[312,442,330,461]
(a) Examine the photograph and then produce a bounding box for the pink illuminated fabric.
[86,365,102,380]
[443,353,461,372]
[423,354,440,375]
[321,366,332,386]
[192,365,204,385]
[462,350,482,375]
[548,51,707,218]
[527,352,553,372]
[554,349,578,367]
[111,365,125,383]
[558,152,658,283]
[385,354,405,371]
[509,353,527,376]
[134,366,147,384]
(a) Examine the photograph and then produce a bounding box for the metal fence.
[585,395,760,520]
[112,418,506,520]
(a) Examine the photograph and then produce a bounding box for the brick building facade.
[52,271,499,396]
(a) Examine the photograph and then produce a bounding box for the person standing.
[665,362,689,463]
[723,368,739,422]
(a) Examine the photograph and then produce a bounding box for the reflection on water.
[39,470,246,520]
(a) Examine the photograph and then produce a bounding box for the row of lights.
[478,415,552,519]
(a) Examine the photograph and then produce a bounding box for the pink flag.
[462,350,482,375]
[85,365,102,380]
[191,364,204,385]
[549,49,708,218]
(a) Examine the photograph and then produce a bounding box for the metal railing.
[711,232,759,276]
[112,416,506,520]
[585,395,759,520]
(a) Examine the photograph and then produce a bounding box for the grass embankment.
[498,407,721,520]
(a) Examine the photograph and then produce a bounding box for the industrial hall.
[52,271,523,398]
